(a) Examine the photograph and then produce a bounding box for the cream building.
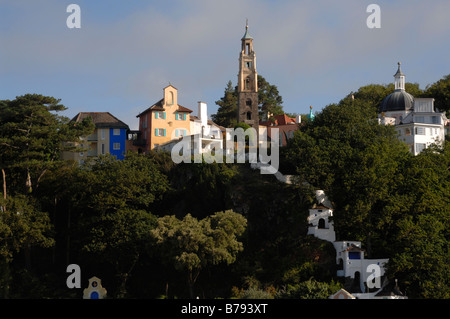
[379,62,447,155]
[136,85,193,152]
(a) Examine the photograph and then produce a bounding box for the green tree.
[423,74,450,115]
[284,96,411,254]
[386,145,450,298]
[69,153,170,297]
[212,76,284,127]
[151,210,247,298]
[212,80,238,128]
[257,75,284,117]
[0,94,94,195]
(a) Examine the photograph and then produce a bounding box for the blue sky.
[1,0,450,129]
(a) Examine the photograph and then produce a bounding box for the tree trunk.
[116,254,139,298]
[2,169,6,200]
[25,168,32,193]
[1,168,6,212]
[187,269,200,299]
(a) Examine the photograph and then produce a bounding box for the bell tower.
[237,20,259,131]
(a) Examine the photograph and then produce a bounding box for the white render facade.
[307,190,406,299]
[379,63,448,155]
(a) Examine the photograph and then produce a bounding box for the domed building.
[379,62,414,124]
[379,63,448,155]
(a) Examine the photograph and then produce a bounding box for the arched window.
[168,91,174,105]
[245,78,251,90]
[337,258,344,270]
[246,112,252,120]
[90,291,99,299]
[318,218,326,229]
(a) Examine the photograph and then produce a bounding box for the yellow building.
[136,85,193,152]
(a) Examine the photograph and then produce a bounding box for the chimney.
[198,101,208,128]
[296,115,301,124]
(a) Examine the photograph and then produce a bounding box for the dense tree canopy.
[1,74,449,299]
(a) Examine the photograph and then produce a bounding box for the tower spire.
[237,20,258,130]
[394,61,406,91]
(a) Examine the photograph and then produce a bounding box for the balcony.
[87,133,98,141]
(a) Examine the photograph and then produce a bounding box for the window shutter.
[183,113,186,120]
[175,113,179,120]
[155,112,159,119]
[163,129,166,136]
[163,112,166,119]
[175,129,179,137]
[155,128,158,136]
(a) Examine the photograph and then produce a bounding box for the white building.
[156,101,224,154]
[307,190,406,299]
[189,102,224,154]
[379,62,447,155]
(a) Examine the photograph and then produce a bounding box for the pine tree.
[212,80,238,128]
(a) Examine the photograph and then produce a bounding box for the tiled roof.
[137,99,193,117]
[71,112,129,129]
[260,114,296,126]
[177,105,193,113]
[136,99,165,117]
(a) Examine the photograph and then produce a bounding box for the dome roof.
[380,89,414,113]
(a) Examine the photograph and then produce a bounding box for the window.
[101,143,105,155]
[113,129,120,136]
[245,78,250,90]
[416,143,426,153]
[405,128,411,136]
[415,116,425,123]
[142,114,148,128]
[101,129,105,140]
[113,143,120,150]
[175,129,187,137]
[155,128,166,136]
[349,252,361,260]
[168,92,174,105]
[245,43,250,54]
[155,112,166,119]
[432,116,439,124]
[176,112,186,120]
[245,61,252,68]
[246,111,252,120]
[415,127,425,135]
[246,99,252,107]
[318,218,326,229]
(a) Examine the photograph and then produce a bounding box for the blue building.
[63,112,130,163]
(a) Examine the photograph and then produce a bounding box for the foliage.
[423,74,450,115]
[151,210,247,298]
[212,76,284,127]
[2,77,450,298]
[0,195,53,262]
[276,279,342,299]
[0,94,94,194]
[212,80,238,128]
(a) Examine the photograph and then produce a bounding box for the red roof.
[260,114,297,126]
[137,99,193,117]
